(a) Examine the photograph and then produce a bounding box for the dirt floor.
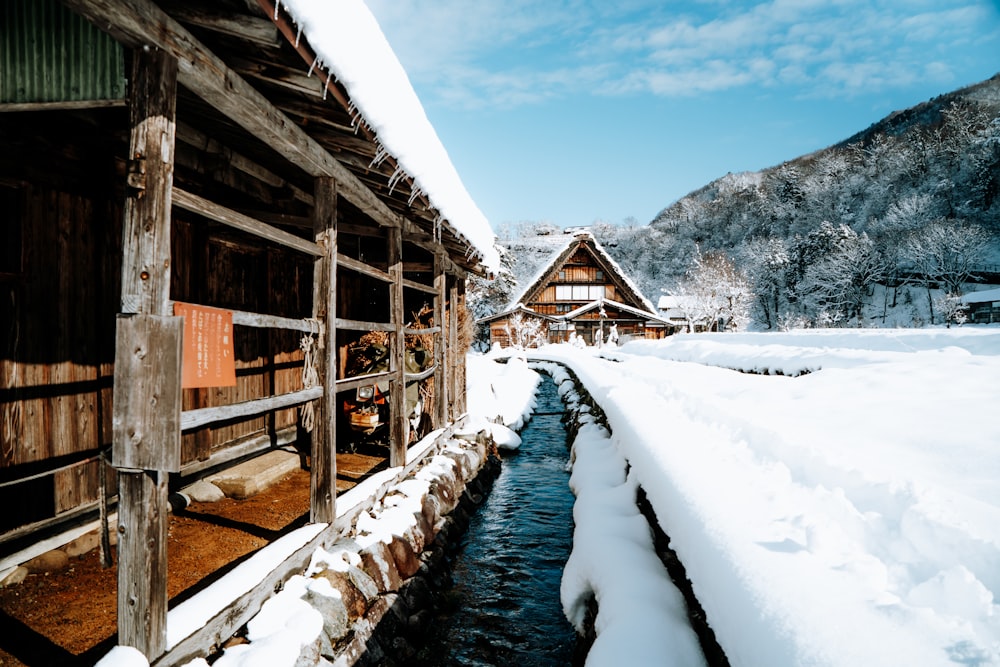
[0,468,315,667]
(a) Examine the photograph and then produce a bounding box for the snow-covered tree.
[796,229,887,326]
[504,311,546,349]
[670,249,752,332]
[741,237,789,329]
[903,219,990,322]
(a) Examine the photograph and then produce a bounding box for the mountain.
[612,73,1000,328]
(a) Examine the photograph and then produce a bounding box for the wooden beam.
[114,46,179,660]
[173,188,322,257]
[335,318,393,333]
[180,387,323,431]
[119,471,169,657]
[336,253,391,283]
[170,6,280,47]
[310,176,337,523]
[61,0,405,231]
[456,279,468,415]
[175,121,314,205]
[0,99,126,112]
[401,277,438,295]
[388,226,407,467]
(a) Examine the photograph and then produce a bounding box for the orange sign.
[174,302,236,388]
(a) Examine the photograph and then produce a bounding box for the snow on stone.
[508,328,1000,666]
[212,575,324,667]
[276,0,499,273]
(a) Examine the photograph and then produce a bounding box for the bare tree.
[903,219,991,322]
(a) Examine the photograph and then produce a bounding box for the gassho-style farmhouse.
[479,232,677,348]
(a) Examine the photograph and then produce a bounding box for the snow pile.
[465,352,541,431]
[531,329,1000,666]
[545,362,705,666]
[276,0,499,273]
[210,575,325,667]
[617,327,1000,375]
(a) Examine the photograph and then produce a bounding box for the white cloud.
[364,0,1000,106]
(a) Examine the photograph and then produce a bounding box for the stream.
[414,376,577,665]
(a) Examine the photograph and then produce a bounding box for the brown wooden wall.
[0,107,314,534]
[0,181,121,530]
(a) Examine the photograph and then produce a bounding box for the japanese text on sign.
[174,302,237,388]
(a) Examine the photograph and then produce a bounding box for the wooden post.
[388,227,407,466]
[448,275,459,422]
[310,177,337,524]
[114,46,179,660]
[456,278,468,415]
[433,255,447,428]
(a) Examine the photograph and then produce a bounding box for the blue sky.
[365,0,1000,231]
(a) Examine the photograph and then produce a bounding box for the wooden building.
[961,287,1000,324]
[0,0,495,661]
[482,233,674,347]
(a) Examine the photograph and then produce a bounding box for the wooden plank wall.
[171,220,311,466]
[0,179,120,531]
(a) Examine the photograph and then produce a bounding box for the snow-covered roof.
[961,287,1000,304]
[507,232,656,312]
[563,297,667,324]
[657,295,679,310]
[476,303,558,325]
[507,234,577,307]
[276,0,499,274]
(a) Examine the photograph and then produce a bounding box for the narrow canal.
[414,376,578,665]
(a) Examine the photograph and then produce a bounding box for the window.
[558,270,566,280]
[595,270,603,281]
[555,285,605,300]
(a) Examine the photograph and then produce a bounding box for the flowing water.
[415,376,577,666]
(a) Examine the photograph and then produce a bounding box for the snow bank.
[466,352,541,431]
[532,330,1000,666]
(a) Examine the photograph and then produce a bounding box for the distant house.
[482,233,675,347]
[656,295,722,332]
[961,288,1000,323]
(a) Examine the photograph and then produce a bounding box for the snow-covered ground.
[99,327,1000,667]
[505,327,1000,666]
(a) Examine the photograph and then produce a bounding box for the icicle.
[274,0,280,20]
[307,57,320,78]
[387,166,406,194]
[407,186,423,207]
[295,23,303,48]
[434,215,443,244]
[369,145,388,170]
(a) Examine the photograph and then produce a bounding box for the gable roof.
[509,232,656,313]
[564,297,670,323]
[476,303,559,325]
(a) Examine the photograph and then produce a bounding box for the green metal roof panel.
[1,0,125,104]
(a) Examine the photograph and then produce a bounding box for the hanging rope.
[299,329,321,433]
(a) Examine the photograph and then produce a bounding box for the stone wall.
[206,430,502,666]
